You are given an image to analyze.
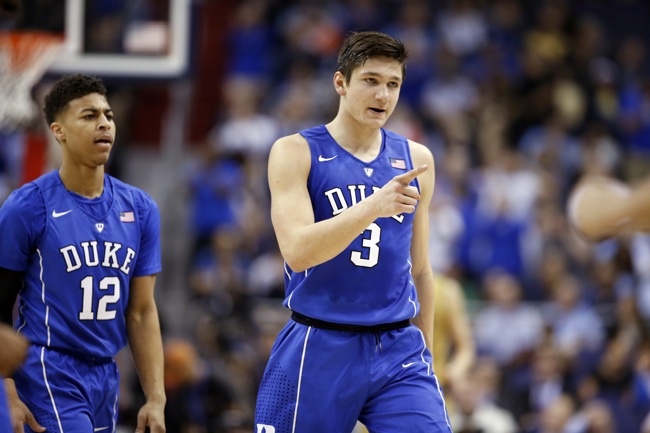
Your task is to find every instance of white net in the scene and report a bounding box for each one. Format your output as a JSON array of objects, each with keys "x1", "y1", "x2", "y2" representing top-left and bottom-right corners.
[{"x1": 0, "y1": 31, "x2": 63, "y2": 132}]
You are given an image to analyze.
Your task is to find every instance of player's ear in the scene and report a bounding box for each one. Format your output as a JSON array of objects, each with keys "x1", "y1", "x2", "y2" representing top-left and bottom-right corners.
[
  {"x1": 50, "y1": 122, "x2": 64, "y2": 142},
  {"x1": 334, "y1": 71, "x2": 346, "y2": 96}
]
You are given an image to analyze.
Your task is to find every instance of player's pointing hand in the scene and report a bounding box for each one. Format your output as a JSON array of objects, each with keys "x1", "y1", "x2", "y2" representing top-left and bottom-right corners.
[
  {"x1": 395, "y1": 164, "x2": 428, "y2": 185},
  {"x1": 370, "y1": 164, "x2": 428, "y2": 218}
]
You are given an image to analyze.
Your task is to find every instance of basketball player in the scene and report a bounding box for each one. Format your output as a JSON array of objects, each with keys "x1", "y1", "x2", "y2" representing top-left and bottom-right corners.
[
  {"x1": 567, "y1": 174, "x2": 650, "y2": 241},
  {"x1": 0, "y1": 324, "x2": 28, "y2": 433},
  {"x1": 0, "y1": 74, "x2": 165, "y2": 433},
  {"x1": 255, "y1": 31, "x2": 451, "y2": 432}
]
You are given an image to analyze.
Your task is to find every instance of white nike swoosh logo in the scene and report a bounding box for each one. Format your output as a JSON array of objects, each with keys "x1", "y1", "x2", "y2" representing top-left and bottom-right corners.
[
  {"x1": 318, "y1": 155, "x2": 338, "y2": 162},
  {"x1": 94, "y1": 428, "x2": 109, "y2": 432},
  {"x1": 402, "y1": 362, "x2": 416, "y2": 368},
  {"x1": 52, "y1": 210, "x2": 72, "y2": 218}
]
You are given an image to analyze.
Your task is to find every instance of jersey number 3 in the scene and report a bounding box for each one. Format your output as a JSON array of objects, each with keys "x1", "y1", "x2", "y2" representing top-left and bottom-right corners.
[
  {"x1": 79, "y1": 276, "x2": 121, "y2": 320},
  {"x1": 351, "y1": 222, "x2": 380, "y2": 267}
]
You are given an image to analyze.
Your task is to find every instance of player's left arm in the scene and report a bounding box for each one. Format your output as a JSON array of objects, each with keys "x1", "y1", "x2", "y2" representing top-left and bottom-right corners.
[
  {"x1": 408, "y1": 140, "x2": 435, "y2": 352},
  {"x1": 126, "y1": 274, "x2": 166, "y2": 433},
  {"x1": 443, "y1": 277, "x2": 476, "y2": 389}
]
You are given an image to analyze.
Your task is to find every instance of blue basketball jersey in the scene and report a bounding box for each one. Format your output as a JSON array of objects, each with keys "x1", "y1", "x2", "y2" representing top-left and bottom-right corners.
[
  {"x1": 0, "y1": 170, "x2": 161, "y2": 358},
  {"x1": 283, "y1": 125, "x2": 420, "y2": 325}
]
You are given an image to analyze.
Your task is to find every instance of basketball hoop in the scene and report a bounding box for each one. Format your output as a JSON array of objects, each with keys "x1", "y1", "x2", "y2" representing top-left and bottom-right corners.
[{"x1": 0, "y1": 31, "x2": 64, "y2": 131}]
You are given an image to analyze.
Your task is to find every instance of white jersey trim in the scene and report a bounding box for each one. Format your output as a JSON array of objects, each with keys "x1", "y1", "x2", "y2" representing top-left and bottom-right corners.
[
  {"x1": 292, "y1": 326, "x2": 311, "y2": 433},
  {"x1": 40, "y1": 346, "x2": 65, "y2": 432},
  {"x1": 37, "y1": 249, "x2": 53, "y2": 346}
]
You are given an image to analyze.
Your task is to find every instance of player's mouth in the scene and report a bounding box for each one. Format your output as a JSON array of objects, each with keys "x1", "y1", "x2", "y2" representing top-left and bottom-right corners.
[
  {"x1": 369, "y1": 107, "x2": 386, "y2": 114},
  {"x1": 95, "y1": 136, "x2": 113, "y2": 146}
]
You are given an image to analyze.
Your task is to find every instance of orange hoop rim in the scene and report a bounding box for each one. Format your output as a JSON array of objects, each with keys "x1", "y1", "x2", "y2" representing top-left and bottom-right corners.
[{"x1": 0, "y1": 30, "x2": 65, "y2": 70}]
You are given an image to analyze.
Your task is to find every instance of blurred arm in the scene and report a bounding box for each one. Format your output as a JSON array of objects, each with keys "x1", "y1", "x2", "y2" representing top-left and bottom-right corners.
[{"x1": 443, "y1": 278, "x2": 476, "y2": 388}]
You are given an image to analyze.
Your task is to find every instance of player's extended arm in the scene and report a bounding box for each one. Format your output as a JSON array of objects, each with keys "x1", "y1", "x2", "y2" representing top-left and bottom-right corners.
[
  {"x1": 407, "y1": 142, "x2": 436, "y2": 352},
  {"x1": 443, "y1": 278, "x2": 476, "y2": 388},
  {"x1": 269, "y1": 133, "x2": 428, "y2": 272},
  {"x1": 568, "y1": 175, "x2": 650, "y2": 241},
  {"x1": 126, "y1": 275, "x2": 166, "y2": 433}
]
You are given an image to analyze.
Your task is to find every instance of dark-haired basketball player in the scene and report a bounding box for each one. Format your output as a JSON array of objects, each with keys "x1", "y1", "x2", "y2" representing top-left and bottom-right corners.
[
  {"x1": 0, "y1": 73, "x2": 165, "y2": 433},
  {"x1": 255, "y1": 31, "x2": 451, "y2": 433}
]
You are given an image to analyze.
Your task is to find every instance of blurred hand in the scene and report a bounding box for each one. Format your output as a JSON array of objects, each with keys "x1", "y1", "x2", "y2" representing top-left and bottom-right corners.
[
  {"x1": 369, "y1": 165, "x2": 427, "y2": 218},
  {"x1": 0, "y1": 325, "x2": 28, "y2": 377},
  {"x1": 567, "y1": 176, "x2": 631, "y2": 241}
]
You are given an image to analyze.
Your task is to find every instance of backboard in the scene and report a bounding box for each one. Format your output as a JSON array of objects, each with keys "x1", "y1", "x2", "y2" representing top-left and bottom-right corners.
[{"x1": 2, "y1": 0, "x2": 191, "y2": 79}]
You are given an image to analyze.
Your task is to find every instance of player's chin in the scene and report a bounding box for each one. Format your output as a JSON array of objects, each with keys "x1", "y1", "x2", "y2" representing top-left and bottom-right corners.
[
  {"x1": 364, "y1": 113, "x2": 389, "y2": 128},
  {"x1": 93, "y1": 154, "x2": 112, "y2": 167}
]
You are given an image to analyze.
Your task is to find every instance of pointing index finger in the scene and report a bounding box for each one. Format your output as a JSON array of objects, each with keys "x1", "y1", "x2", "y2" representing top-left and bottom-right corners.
[{"x1": 396, "y1": 164, "x2": 428, "y2": 184}]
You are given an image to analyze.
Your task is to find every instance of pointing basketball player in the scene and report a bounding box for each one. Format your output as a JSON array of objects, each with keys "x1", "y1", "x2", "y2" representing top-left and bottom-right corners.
[
  {"x1": 0, "y1": 73, "x2": 165, "y2": 433},
  {"x1": 254, "y1": 31, "x2": 452, "y2": 432}
]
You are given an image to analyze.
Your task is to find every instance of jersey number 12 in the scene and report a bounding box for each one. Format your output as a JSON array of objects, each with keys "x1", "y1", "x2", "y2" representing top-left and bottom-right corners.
[{"x1": 79, "y1": 276, "x2": 121, "y2": 320}]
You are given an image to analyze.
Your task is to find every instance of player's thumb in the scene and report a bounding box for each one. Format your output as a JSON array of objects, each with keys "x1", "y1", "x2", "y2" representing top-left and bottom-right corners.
[{"x1": 25, "y1": 413, "x2": 45, "y2": 432}]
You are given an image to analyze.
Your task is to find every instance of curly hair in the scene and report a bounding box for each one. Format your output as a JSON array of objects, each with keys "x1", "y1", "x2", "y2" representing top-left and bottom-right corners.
[
  {"x1": 336, "y1": 31, "x2": 408, "y2": 84},
  {"x1": 43, "y1": 73, "x2": 107, "y2": 125}
]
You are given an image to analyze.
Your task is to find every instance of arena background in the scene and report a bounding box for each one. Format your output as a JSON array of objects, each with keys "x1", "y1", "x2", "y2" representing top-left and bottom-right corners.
[{"x1": 1, "y1": 1, "x2": 650, "y2": 432}]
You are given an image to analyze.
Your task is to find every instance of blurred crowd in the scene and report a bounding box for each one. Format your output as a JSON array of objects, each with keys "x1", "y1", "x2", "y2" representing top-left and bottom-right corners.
[{"x1": 3, "y1": 0, "x2": 650, "y2": 432}]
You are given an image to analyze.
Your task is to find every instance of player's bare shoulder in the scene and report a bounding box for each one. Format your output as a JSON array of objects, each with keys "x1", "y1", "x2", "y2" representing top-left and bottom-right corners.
[
  {"x1": 407, "y1": 139, "x2": 435, "y2": 193},
  {"x1": 269, "y1": 133, "x2": 310, "y2": 165},
  {"x1": 268, "y1": 133, "x2": 312, "y2": 186},
  {"x1": 407, "y1": 139, "x2": 434, "y2": 168}
]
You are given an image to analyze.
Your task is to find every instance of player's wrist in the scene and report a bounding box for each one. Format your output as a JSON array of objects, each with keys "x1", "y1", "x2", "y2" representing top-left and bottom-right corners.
[
  {"x1": 361, "y1": 194, "x2": 383, "y2": 220},
  {"x1": 145, "y1": 393, "x2": 166, "y2": 406}
]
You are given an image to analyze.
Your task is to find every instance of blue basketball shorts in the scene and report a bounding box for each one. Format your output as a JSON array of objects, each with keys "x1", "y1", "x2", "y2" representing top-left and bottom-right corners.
[
  {"x1": 13, "y1": 345, "x2": 120, "y2": 433},
  {"x1": 0, "y1": 378, "x2": 13, "y2": 432},
  {"x1": 255, "y1": 319, "x2": 452, "y2": 433}
]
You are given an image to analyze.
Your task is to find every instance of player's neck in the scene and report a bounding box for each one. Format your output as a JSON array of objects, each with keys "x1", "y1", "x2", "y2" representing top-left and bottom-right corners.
[
  {"x1": 326, "y1": 118, "x2": 383, "y2": 161},
  {"x1": 58, "y1": 165, "x2": 105, "y2": 199}
]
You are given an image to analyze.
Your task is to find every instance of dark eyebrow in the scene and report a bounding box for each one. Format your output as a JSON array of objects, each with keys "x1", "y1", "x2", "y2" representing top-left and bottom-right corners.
[
  {"x1": 359, "y1": 71, "x2": 403, "y2": 82},
  {"x1": 79, "y1": 107, "x2": 113, "y2": 114}
]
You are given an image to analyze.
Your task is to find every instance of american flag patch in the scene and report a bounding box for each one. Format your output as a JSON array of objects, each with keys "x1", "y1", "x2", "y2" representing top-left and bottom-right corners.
[
  {"x1": 120, "y1": 211, "x2": 135, "y2": 222},
  {"x1": 390, "y1": 158, "x2": 406, "y2": 169}
]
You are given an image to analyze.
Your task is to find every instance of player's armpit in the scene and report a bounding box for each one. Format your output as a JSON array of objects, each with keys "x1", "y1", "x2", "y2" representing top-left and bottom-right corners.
[{"x1": 0, "y1": 267, "x2": 22, "y2": 325}]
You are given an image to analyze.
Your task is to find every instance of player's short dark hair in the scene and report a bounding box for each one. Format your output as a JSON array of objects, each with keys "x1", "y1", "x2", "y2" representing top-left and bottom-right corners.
[
  {"x1": 336, "y1": 31, "x2": 408, "y2": 84},
  {"x1": 43, "y1": 73, "x2": 107, "y2": 125}
]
